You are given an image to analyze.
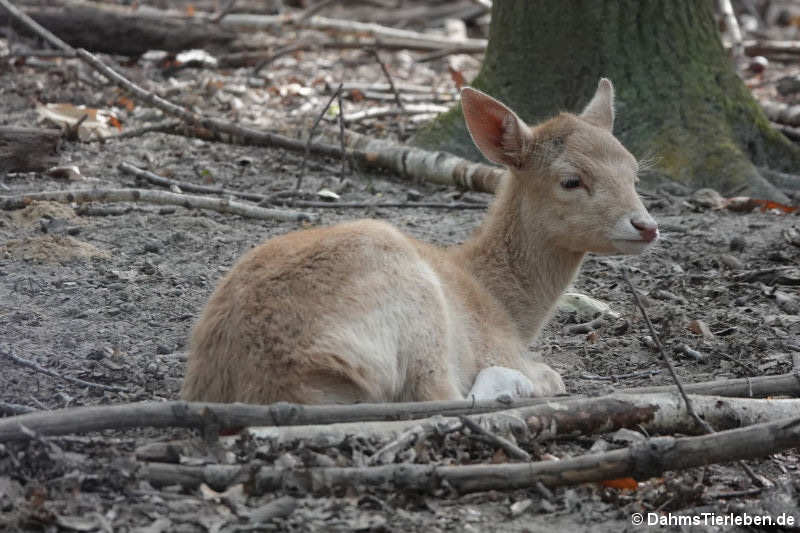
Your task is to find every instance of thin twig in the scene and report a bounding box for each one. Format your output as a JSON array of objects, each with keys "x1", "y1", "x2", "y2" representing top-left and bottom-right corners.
[
  {"x1": 337, "y1": 87, "x2": 347, "y2": 181},
  {"x1": 122, "y1": 162, "x2": 486, "y2": 210},
  {"x1": 210, "y1": 0, "x2": 237, "y2": 23},
  {"x1": 298, "y1": 0, "x2": 336, "y2": 21},
  {"x1": 297, "y1": 82, "x2": 342, "y2": 190},
  {"x1": 621, "y1": 268, "x2": 712, "y2": 432},
  {"x1": 622, "y1": 268, "x2": 770, "y2": 488},
  {"x1": 370, "y1": 49, "x2": 405, "y2": 113},
  {"x1": 368, "y1": 417, "x2": 462, "y2": 465},
  {"x1": 0, "y1": 348, "x2": 129, "y2": 393},
  {"x1": 459, "y1": 415, "x2": 531, "y2": 461},
  {"x1": 370, "y1": 47, "x2": 406, "y2": 137},
  {"x1": 342, "y1": 104, "x2": 448, "y2": 122},
  {"x1": 280, "y1": 201, "x2": 487, "y2": 209}
]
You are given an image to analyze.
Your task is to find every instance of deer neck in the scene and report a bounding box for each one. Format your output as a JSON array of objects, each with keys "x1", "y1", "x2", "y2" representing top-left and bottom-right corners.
[{"x1": 452, "y1": 176, "x2": 585, "y2": 341}]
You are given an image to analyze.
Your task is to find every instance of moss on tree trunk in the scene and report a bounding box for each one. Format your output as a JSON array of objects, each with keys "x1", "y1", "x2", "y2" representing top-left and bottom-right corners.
[{"x1": 414, "y1": 0, "x2": 800, "y2": 200}]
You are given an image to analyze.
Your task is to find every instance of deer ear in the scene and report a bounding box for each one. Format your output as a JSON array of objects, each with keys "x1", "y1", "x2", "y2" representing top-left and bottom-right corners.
[
  {"x1": 580, "y1": 78, "x2": 615, "y2": 131},
  {"x1": 461, "y1": 87, "x2": 531, "y2": 169}
]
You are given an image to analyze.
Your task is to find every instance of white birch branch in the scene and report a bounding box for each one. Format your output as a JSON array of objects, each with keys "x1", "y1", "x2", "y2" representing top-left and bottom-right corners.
[{"x1": 0, "y1": 188, "x2": 315, "y2": 222}]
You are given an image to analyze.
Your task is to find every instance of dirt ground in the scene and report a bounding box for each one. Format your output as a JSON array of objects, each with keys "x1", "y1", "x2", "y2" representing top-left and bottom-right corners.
[{"x1": 2, "y1": 2, "x2": 800, "y2": 532}]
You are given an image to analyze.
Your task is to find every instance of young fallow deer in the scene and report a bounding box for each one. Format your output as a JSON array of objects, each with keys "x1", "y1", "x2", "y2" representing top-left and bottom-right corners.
[{"x1": 181, "y1": 78, "x2": 658, "y2": 405}]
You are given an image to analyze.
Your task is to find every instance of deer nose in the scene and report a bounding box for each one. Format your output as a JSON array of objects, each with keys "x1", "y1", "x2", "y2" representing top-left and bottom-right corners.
[{"x1": 631, "y1": 217, "x2": 659, "y2": 242}]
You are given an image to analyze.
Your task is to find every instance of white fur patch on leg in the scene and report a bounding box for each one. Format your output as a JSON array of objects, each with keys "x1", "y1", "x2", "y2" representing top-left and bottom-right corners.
[{"x1": 468, "y1": 366, "x2": 536, "y2": 400}]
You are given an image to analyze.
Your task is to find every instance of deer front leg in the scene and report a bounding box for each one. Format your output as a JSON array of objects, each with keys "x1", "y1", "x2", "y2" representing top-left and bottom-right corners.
[{"x1": 469, "y1": 363, "x2": 565, "y2": 400}]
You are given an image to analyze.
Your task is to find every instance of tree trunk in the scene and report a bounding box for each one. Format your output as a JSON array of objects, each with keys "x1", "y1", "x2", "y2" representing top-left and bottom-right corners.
[{"x1": 414, "y1": 0, "x2": 800, "y2": 201}]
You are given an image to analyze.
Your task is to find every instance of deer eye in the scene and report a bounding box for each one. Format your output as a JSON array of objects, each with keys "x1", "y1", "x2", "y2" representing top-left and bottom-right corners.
[{"x1": 560, "y1": 176, "x2": 582, "y2": 190}]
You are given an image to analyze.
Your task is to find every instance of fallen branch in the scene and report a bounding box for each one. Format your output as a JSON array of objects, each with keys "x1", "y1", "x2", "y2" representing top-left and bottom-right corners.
[
  {"x1": 0, "y1": 1, "x2": 234, "y2": 56},
  {"x1": 336, "y1": 128, "x2": 503, "y2": 193},
  {"x1": 338, "y1": 82, "x2": 456, "y2": 95},
  {"x1": 282, "y1": 201, "x2": 487, "y2": 209},
  {"x1": 0, "y1": 348, "x2": 129, "y2": 393},
  {"x1": 237, "y1": 37, "x2": 477, "y2": 71},
  {"x1": 219, "y1": 13, "x2": 487, "y2": 53},
  {"x1": 343, "y1": 104, "x2": 449, "y2": 122},
  {"x1": 743, "y1": 39, "x2": 800, "y2": 59},
  {"x1": 2, "y1": 387, "x2": 800, "y2": 444},
  {"x1": 0, "y1": 188, "x2": 315, "y2": 222},
  {"x1": 140, "y1": 414, "x2": 800, "y2": 494},
  {"x1": 120, "y1": 161, "x2": 276, "y2": 203},
  {"x1": 243, "y1": 392, "x2": 800, "y2": 448},
  {"x1": 121, "y1": 161, "x2": 488, "y2": 210}
]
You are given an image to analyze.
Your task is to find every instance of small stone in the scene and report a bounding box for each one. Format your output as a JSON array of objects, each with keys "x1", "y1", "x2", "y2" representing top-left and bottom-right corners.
[
  {"x1": 275, "y1": 452, "x2": 301, "y2": 469},
  {"x1": 87, "y1": 348, "x2": 106, "y2": 360},
  {"x1": 156, "y1": 344, "x2": 171, "y2": 355},
  {"x1": 729, "y1": 236, "x2": 746, "y2": 252},
  {"x1": 510, "y1": 499, "x2": 533, "y2": 517},
  {"x1": 777, "y1": 75, "x2": 800, "y2": 96},
  {"x1": 143, "y1": 241, "x2": 160, "y2": 254},
  {"x1": 609, "y1": 428, "x2": 646, "y2": 444},
  {"x1": 612, "y1": 318, "x2": 630, "y2": 335},
  {"x1": 747, "y1": 56, "x2": 768, "y2": 74},
  {"x1": 719, "y1": 254, "x2": 744, "y2": 269},
  {"x1": 406, "y1": 189, "x2": 423, "y2": 201},
  {"x1": 775, "y1": 292, "x2": 799, "y2": 315},
  {"x1": 316, "y1": 189, "x2": 340, "y2": 202},
  {"x1": 688, "y1": 319, "x2": 714, "y2": 339}
]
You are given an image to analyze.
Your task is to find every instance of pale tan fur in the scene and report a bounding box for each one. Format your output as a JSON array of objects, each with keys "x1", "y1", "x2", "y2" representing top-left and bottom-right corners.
[{"x1": 181, "y1": 79, "x2": 658, "y2": 405}]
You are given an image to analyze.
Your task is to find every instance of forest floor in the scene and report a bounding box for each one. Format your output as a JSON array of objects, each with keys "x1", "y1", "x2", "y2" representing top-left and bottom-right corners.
[{"x1": 1, "y1": 2, "x2": 800, "y2": 532}]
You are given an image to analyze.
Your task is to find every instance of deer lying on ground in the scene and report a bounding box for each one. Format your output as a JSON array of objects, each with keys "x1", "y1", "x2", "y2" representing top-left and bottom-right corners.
[{"x1": 181, "y1": 79, "x2": 658, "y2": 405}]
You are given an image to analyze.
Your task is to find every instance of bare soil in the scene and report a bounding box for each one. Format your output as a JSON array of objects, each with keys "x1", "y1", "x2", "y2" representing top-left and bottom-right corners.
[{"x1": 1, "y1": 2, "x2": 799, "y2": 531}]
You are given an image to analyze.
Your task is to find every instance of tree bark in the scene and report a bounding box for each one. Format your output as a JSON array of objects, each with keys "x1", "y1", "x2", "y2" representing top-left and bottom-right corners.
[{"x1": 415, "y1": 0, "x2": 800, "y2": 201}]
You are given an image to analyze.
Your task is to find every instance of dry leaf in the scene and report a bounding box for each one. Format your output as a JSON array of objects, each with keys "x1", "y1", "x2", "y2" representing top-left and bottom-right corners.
[
  {"x1": 601, "y1": 477, "x2": 639, "y2": 490},
  {"x1": 725, "y1": 197, "x2": 798, "y2": 214},
  {"x1": 37, "y1": 103, "x2": 118, "y2": 139},
  {"x1": 688, "y1": 319, "x2": 714, "y2": 339},
  {"x1": 349, "y1": 88, "x2": 365, "y2": 102}
]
